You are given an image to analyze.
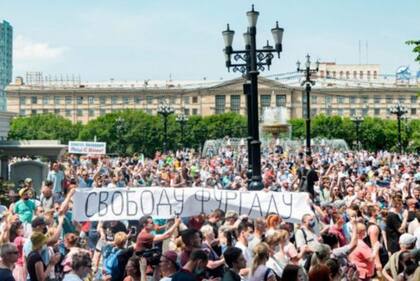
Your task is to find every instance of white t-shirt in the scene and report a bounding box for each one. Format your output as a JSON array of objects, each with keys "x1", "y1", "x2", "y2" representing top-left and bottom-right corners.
[{"x1": 235, "y1": 241, "x2": 252, "y2": 265}]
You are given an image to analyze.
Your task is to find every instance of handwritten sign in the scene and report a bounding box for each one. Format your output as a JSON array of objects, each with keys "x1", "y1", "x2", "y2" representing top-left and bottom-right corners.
[
  {"x1": 68, "y1": 141, "x2": 106, "y2": 155},
  {"x1": 73, "y1": 187, "x2": 313, "y2": 223}
]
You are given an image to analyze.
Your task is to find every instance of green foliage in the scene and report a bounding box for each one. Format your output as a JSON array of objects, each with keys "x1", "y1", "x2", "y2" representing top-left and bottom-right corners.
[
  {"x1": 8, "y1": 111, "x2": 419, "y2": 155},
  {"x1": 8, "y1": 113, "x2": 81, "y2": 144},
  {"x1": 406, "y1": 40, "x2": 420, "y2": 63}
]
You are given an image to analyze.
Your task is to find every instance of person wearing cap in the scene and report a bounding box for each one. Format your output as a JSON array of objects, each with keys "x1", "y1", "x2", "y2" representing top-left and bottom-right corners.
[
  {"x1": 382, "y1": 233, "x2": 418, "y2": 281},
  {"x1": 13, "y1": 187, "x2": 36, "y2": 224},
  {"x1": 159, "y1": 250, "x2": 180, "y2": 281},
  {"x1": 26, "y1": 232, "x2": 61, "y2": 281}
]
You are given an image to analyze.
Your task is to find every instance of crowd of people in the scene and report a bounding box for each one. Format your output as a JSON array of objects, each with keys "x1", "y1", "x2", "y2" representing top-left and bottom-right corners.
[{"x1": 0, "y1": 144, "x2": 419, "y2": 281}]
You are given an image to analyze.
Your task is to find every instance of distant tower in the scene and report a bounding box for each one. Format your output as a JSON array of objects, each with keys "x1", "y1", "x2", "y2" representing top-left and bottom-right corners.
[{"x1": 0, "y1": 20, "x2": 13, "y2": 111}]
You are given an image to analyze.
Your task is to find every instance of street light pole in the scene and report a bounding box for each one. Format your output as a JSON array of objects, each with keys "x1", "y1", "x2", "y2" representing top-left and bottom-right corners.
[
  {"x1": 296, "y1": 55, "x2": 319, "y2": 156},
  {"x1": 222, "y1": 5, "x2": 284, "y2": 190},
  {"x1": 351, "y1": 115, "x2": 363, "y2": 150},
  {"x1": 176, "y1": 113, "x2": 188, "y2": 149},
  {"x1": 389, "y1": 103, "x2": 408, "y2": 154},
  {"x1": 157, "y1": 103, "x2": 174, "y2": 152}
]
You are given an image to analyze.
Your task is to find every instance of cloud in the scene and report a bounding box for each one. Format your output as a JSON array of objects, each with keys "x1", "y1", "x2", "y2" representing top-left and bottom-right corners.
[{"x1": 13, "y1": 35, "x2": 68, "y2": 60}]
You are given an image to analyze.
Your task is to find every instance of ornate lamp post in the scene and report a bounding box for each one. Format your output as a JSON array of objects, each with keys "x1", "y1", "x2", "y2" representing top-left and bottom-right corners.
[
  {"x1": 157, "y1": 103, "x2": 174, "y2": 152},
  {"x1": 351, "y1": 115, "x2": 364, "y2": 150},
  {"x1": 222, "y1": 5, "x2": 284, "y2": 190},
  {"x1": 389, "y1": 103, "x2": 408, "y2": 153},
  {"x1": 296, "y1": 54, "x2": 319, "y2": 156},
  {"x1": 176, "y1": 113, "x2": 188, "y2": 149}
]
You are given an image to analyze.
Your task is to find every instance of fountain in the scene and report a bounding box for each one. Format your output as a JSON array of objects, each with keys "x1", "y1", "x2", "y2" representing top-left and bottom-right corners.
[{"x1": 260, "y1": 107, "x2": 290, "y2": 138}]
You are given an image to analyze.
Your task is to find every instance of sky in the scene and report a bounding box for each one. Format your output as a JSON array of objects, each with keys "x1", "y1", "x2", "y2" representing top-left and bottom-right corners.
[{"x1": 1, "y1": 0, "x2": 419, "y2": 82}]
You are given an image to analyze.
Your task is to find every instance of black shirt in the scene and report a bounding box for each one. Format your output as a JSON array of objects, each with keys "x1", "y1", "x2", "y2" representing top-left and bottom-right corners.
[
  {"x1": 27, "y1": 251, "x2": 45, "y2": 281},
  {"x1": 172, "y1": 268, "x2": 198, "y2": 281},
  {"x1": 298, "y1": 167, "x2": 319, "y2": 198},
  {"x1": 0, "y1": 268, "x2": 15, "y2": 281},
  {"x1": 385, "y1": 212, "x2": 402, "y2": 254}
]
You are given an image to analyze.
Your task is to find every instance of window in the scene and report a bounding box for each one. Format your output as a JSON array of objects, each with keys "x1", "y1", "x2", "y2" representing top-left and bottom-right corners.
[
  {"x1": 31, "y1": 109, "x2": 37, "y2": 115},
  {"x1": 54, "y1": 96, "x2": 61, "y2": 104},
  {"x1": 311, "y1": 95, "x2": 317, "y2": 104},
  {"x1": 146, "y1": 96, "x2": 153, "y2": 105},
  {"x1": 346, "y1": 71, "x2": 350, "y2": 79},
  {"x1": 42, "y1": 109, "x2": 48, "y2": 114},
  {"x1": 77, "y1": 109, "x2": 83, "y2": 116},
  {"x1": 123, "y1": 96, "x2": 130, "y2": 104},
  {"x1": 215, "y1": 95, "x2": 226, "y2": 114},
  {"x1": 183, "y1": 96, "x2": 190, "y2": 104},
  {"x1": 325, "y1": 96, "x2": 332, "y2": 104},
  {"x1": 350, "y1": 108, "x2": 356, "y2": 116},
  {"x1": 65, "y1": 109, "x2": 71, "y2": 117},
  {"x1": 192, "y1": 108, "x2": 198, "y2": 115},
  {"x1": 19, "y1": 96, "x2": 26, "y2": 105},
  {"x1": 362, "y1": 96, "x2": 369, "y2": 103},
  {"x1": 332, "y1": 71, "x2": 336, "y2": 78},
  {"x1": 77, "y1": 96, "x2": 83, "y2": 105},
  {"x1": 111, "y1": 96, "x2": 118, "y2": 104},
  {"x1": 276, "y1": 95, "x2": 286, "y2": 106},
  {"x1": 230, "y1": 95, "x2": 241, "y2": 113},
  {"x1": 43, "y1": 96, "x2": 49, "y2": 105},
  {"x1": 411, "y1": 108, "x2": 417, "y2": 115},
  {"x1": 373, "y1": 71, "x2": 377, "y2": 79},
  {"x1": 367, "y1": 71, "x2": 371, "y2": 80},
  {"x1": 145, "y1": 108, "x2": 152, "y2": 114},
  {"x1": 100, "y1": 109, "x2": 106, "y2": 116},
  {"x1": 311, "y1": 108, "x2": 317, "y2": 117},
  {"x1": 374, "y1": 108, "x2": 380, "y2": 115},
  {"x1": 65, "y1": 96, "x2": 72, "y2": 104},
  {"x1": 19, "y1": 109, "x2": 25, "y2": 115},
  {"x1": 192, "y1": 96, "x2": 198, "y2": 103},
  {"x1": 184, "y1": 108, "x2": 190, "y2": 115},
  {"x1": 320, "y1": 71, "x2": 324, "y2": 78},
  {"x1": 337, "y1": 109, "x2": 343, "y2": 116},
  {"x1": 353, "y1": 71, "x2": 357, "y2": 79},
  {"x1": 100, "y1": 96, "x2": 106, "y2": 105},
  {"x1": 359, "y1": 71, "x2": 363, "y2": 79},
  {"x1": 362, "y1": 108, "x2": 368, "y2": 116},
  {"x1": 31, "y1": 96, "x2": 38, "y2": 104},
  {"x1": 337, "y1": 96, "x2": 344, "y2": 104},
  {"x1": 374, "y1": 95, "x2": 381, "y2": 104},
  {"x1": 339, "y1": 71, "x2": 343, "y2": 79},
  {"x1": 54, "y1": 109, "x2": 60, "y2": 114},
  {"x1": 411, "y1": 96, "x2": 417, "y2": 103},
  {"x1": 326, "y1": 108, "x2": 332, "y2": 115},
  {"x1": 386, "y1": 95, "x2": 393, "y2": 103},
  {"x1": 398, "y1": 96, "x2": 405, "y2": 103},
  {"x1": 134, "y1": 96, "x2": 142, "y2": 104},
  {"x1": 170, "y1": 96, "x2": 176, "y2": 104},
  {"x1": 261, "y1": 95, "x2": 271, "y2": 108},
  {"x1": 88, "y1": 109, "x2": 95, "y2": 117},
  {"x1": 88, "y1": 96, "x2": 95, "y2": 104}
]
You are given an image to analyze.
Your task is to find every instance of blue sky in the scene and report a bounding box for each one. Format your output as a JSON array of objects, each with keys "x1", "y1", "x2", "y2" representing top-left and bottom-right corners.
[{"x1": 1, "y1": 0, "x2": 419, "y2": 82}]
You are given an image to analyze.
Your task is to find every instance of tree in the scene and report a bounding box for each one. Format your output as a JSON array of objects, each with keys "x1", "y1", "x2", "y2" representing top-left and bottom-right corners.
[
  {"x1": 406, "y1": 40, "x2": 420, "y2": 64},
  {"x1": 8, "y1": 114, "x2": 81, "y2": 144}
]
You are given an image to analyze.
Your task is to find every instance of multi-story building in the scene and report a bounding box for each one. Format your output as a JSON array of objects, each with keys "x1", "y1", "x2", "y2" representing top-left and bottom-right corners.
[
  {"x1": 0, "y1": 20, "x2": 13, "y2": 111},
  {"x1": 5, "y1": 75, "x2": 419, "y2": 124}
]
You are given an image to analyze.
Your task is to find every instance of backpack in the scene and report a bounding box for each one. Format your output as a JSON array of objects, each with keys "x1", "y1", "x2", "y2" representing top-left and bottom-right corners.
[{"x1": 103, "y1": 246, "x2": 122, "y2": 276}]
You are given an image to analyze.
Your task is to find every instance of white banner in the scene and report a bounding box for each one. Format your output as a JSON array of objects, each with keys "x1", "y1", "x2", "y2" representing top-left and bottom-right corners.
[
  {"x1": 68, "y1": 141, "x2": 106, "y2": 155},
  {"x1": 73, "y1": 187, "x2": 312, "y2": 223}
]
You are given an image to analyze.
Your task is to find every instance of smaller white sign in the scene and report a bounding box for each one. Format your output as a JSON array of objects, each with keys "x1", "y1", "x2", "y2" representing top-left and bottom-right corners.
[{"x1": 68, "y1": 141, "x2": 106, "y2": 155}]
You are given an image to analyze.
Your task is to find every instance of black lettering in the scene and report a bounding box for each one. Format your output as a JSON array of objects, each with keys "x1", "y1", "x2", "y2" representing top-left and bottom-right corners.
[
  {"x1": 111, "y1": 191, "x2": 124, "y2": 216},
  {"x1": 156, "y1": 189, "x2": 172, "y2": 216},
  {"x1": 194, "y1": 189, "x2": 211, "y2": 214},
  {"x1": 98, "y1": 191, "x2": 109, "y2": 216},
  {"x1": 266, "y1": 193, "x2": 280, "y2": 216},
  {"x1": 281, "y1": 193, "x2": 293, "y2": 219},
  {"x1": 224, "y1": 190, "x2": 238, "y2": 212},
  {"x1": 127, "y1": 190, "x2": 138, "y2": 216},
  {"x1": 173, "y1": 189, "x2": 184, "y2": 216},
  {"x1": 248, "y1": 192, "x2": 263, "y2": 217},
  {"x1": 85, "y1": 192, "x2": 97, "y2": 218},
  {"x1": 140, "y1": 190, "x2": 155, "y2": 216},
  {"x1": 213, "y1": 189, "x2": 223, "y2": 210}
]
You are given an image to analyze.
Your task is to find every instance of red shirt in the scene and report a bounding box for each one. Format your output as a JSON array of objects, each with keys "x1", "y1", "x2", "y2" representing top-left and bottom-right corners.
[{"x1": 349, "y1": 239, "x2": 375, "y2": 279}]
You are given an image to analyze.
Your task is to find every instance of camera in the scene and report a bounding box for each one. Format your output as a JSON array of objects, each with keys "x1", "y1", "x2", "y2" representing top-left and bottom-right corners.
[{"x1": 135, "y1": 247, "x2": 161, "y2": 266}]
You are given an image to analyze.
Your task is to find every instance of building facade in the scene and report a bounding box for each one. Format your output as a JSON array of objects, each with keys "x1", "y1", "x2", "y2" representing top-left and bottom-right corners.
[
  {"x1": 0, "y1": 20, "x2": 13, "y2": 111},
  {"x1": 5, "y1": 76, "x2": 419, "y2": 124}
]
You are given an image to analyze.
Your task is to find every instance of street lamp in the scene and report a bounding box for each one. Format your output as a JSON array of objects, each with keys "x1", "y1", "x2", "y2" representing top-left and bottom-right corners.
[
  {"x1": 351, "y1": 115, "x2": 363, "y2": 150},
  {"x1": 157, "y1": 103, "x2": 174, "y2": 152},
  {"x1": 389, "y1": 103, "x2": 408, "y2": 153},
  {"x1": 296, "y1": 54, "x2": 319, "y2": 156},
  {"x1": 222, "y1": 4, "x2": 284, "y2": 190},
  {"x1": 176, "y1": 113, "x2": 188, "y2": 149}
]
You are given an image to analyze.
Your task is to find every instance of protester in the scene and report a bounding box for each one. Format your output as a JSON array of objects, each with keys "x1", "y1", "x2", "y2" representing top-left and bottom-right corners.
[{"x1": 0, "y1": 243, "x2": 19, "y2": 281}]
